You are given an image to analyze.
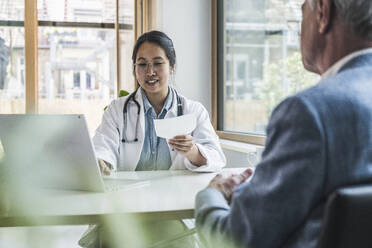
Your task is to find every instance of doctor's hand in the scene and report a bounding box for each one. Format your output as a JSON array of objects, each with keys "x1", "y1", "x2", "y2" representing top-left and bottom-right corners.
[
  {"x1": 168, "y1": 135, "x2": 207, "y2": 166},
  {"x1": 168, "y1": 135, "x2": 194, "y2": 155},
  {"x1": 207, "y1": 168, "x2": 253, "y2": 202},
  {"x1": 98, "y1": 159, "x2": 111, "y2": 176}
]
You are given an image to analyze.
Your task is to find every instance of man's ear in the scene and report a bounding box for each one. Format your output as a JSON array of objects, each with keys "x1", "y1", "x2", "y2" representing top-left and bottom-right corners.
[{"x1": 317, "y1": 0, "x2": 333, "y2": 34}]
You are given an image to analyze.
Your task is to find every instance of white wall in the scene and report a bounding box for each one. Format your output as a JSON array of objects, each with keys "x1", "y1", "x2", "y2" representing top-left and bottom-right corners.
[
  {"x1": 156, "y1": 1, "x2": 257, "y2": 168},
  {"x1": 157, "y1": 0, "x2": 212, "y2": 113}
]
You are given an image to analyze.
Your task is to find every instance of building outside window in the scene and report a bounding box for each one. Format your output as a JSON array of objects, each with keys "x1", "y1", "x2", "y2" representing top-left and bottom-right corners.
[
  {"x1": 73, "y1": 71, "x2": 81, "y2": 88},
  {"x1": 0, "y1": 0, "x2": 135, "y2": 133},
  {"x1": 218, "y1": 0, "x2": 319, "y2": 137},
  {"x1": 37, "y1": 0, "x2": 134, "y2": 133},
  {"x1": 0, "y1": 0, "x2": 25, "y2": 114}
]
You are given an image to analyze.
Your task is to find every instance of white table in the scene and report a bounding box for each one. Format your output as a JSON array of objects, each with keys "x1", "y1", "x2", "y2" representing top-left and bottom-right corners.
[{"x1": 0, "y1": 168, "x2": 246, "y2": 227}]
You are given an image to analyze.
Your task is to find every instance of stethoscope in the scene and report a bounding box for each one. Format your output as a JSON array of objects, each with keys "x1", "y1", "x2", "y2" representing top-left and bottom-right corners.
[{"x1": 121, "y1": 87, "x2": 183, "y2": 143}]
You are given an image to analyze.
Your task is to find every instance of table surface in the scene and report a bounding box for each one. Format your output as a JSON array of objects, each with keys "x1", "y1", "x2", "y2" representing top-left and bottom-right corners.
[{"x1": 0, "y1": 168, "x2": 246, "y2": 227}]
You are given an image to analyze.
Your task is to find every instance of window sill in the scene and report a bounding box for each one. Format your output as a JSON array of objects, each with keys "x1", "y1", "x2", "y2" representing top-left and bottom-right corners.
[
  {"x1": 217, "y1": 131, "x2": 266, "y2": 146},
  {"x1": 220, "y1": 139, "x2": 263, "y2": 153},
  {"x1": 220, "y1": 139, "x2": 264, "y2": 167}
]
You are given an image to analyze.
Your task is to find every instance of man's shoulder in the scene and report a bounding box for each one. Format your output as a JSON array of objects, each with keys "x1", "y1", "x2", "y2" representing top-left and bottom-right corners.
[
  {"x1": 297, "y1": 64, "x2": 372, "y2": 105},
  {"x1": 271, "y1": 76, "x2": 350, "y2": 125},
  {"x1": 280, "y1": 65, "x2": 372, "y2": 126}
]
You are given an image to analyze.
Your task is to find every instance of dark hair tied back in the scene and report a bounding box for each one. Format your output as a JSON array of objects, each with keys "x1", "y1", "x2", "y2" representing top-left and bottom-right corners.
[{"x1": 132, "y1": 30, "x2": 176, "y2": 69}]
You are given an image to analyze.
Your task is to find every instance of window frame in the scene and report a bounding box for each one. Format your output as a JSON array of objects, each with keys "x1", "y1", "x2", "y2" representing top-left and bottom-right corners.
[
  {"x1": 212, "y1": 0, "x2": 265, "y2": 146},
  {"x1": 4, "y1": 0, "x2": 155, "y2": 114}
]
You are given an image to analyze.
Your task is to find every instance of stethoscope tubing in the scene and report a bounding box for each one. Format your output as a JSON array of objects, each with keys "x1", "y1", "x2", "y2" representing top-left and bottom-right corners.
[{"x1": 121, "y1": 88, "x2": 182, "y2": 143}]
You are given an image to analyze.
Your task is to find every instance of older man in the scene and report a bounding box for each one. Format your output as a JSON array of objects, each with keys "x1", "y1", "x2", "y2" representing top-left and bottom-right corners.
[{"x1": 195, "y1": 0, "x2": 372, "y2": 247}]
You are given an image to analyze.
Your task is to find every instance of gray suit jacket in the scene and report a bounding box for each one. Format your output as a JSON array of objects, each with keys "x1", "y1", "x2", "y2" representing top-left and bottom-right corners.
[{"x1": 195, "y1": 53, "x2": 372, "y2": 248}]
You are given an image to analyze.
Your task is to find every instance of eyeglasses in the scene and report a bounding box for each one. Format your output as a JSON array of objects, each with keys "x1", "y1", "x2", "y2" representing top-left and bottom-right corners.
[{"x1": 134, "y1": 61, "x2": 167, "y2": 73}]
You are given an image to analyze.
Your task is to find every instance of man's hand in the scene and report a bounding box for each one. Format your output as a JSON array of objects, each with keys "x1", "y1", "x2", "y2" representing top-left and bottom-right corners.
[
  {"x1": 98, "y1": 159, "x2": 111, "y2": 176},
  {"x1": 207, "y1": 168, "x2": 253, "y2": 202}
]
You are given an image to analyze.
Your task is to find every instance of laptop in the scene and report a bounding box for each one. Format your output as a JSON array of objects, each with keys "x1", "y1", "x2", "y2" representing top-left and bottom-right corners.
[{"x1": 0, "y1": 114, "x2": 149, "y2": 192}]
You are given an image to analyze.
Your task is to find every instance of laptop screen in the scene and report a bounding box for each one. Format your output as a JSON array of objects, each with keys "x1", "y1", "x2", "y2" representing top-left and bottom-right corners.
[{"x1": 0, "y1": 114, "x2": 105, "y2": 192}]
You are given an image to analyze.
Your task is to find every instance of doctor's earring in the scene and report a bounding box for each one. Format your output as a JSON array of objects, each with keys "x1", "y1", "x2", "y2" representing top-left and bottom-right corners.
[{"x1": 169, "y1": 70, "x2": 176, "y2": 87}]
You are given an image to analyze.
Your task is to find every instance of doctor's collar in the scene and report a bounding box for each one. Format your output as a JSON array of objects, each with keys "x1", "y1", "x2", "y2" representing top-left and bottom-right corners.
[{"x1": 141, "y1": 87, "x2": 174, "y2": 114}]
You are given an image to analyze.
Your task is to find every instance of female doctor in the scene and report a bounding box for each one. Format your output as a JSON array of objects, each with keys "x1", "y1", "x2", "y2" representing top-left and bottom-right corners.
[{"x1": 93, "y1": 30, "x2": 226, "y2": 174}]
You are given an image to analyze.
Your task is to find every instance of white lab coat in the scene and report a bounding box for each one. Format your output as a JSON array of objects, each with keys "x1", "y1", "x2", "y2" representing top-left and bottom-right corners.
[{"x1": 93, "y1": 88, "x2": 226, "y2": 172}]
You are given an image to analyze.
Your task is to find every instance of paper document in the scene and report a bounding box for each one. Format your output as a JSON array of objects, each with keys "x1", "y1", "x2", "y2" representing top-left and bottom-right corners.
[{"x1": 154, "y1": 114, "x2": 197, "y2": 139}]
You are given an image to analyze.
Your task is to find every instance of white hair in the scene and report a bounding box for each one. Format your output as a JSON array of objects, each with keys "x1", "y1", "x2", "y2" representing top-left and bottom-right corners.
[{"x1": 309, "y1": 0, "x2": 372, "y2": 41}]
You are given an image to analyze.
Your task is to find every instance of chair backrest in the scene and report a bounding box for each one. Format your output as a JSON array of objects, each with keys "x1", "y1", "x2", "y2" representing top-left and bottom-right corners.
[{"x1": 317, "y1": 185, "x2": 372, "y2": 248}]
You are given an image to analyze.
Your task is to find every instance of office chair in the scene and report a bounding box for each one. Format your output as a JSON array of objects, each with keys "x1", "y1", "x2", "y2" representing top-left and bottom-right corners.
[{"x1": 317, "y1": 184, "x2": 372, "y2": 248}]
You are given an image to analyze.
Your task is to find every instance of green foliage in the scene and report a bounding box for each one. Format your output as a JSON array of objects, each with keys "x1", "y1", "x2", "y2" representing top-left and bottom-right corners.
[
  {"x1": 0, "y1": 160, "x2": 10, "y2": 214},
  {"x1": 104, "y1": 90, "x2": 130, "y2": 111},
  {"x1": 118, "y1": 89, "x2": 130, "y2": 97},
  {"x1": 257, "y1": 52, "x2": 319, "y2": 116}
]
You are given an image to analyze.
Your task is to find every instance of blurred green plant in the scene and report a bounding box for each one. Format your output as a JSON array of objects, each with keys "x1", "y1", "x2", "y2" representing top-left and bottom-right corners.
[
  {"x1": 104, "y1": 89, "x2": 129, "y2": 110},
  {"x1": 257, "y1": 52, "x2": 319, "y2": 116},
  {"x1": 118, "y1": 90, "x2": 130, "y2": 98},
  {"x1": 0, "y1": 160, "x2": 10, "y2": 215}
]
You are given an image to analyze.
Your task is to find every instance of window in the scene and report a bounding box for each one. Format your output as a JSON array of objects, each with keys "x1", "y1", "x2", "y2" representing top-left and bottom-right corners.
[
  {"x1": 35, "y1": 0, "x2": 134, "y2": 134},
  {"x1": 0, "y1": 0, "x2": 25, "y2": 114},
  {"x1": 0, "y1": 0, "x2": 140, "y2": 133},
  {"x1": 215, "y1": 0, "x2": 319, "y2": 144},
  {"x1": 0, "y1": 0, "x2": 156, "y2": 134},
  {"x1": 73, "y1": 72, "x2": 81, "y2": 88},
  {"x1": 86, "y1": 72, "x2": 92, "y2": 89}
]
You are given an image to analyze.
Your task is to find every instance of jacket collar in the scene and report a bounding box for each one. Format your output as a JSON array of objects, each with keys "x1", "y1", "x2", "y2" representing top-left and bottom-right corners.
[
  {"x1": 339, "y1": 51, "x2": 372, "y2": 73},
  {"x1": 322, "y1": 48, "x2": 372, "y2": 80}
]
